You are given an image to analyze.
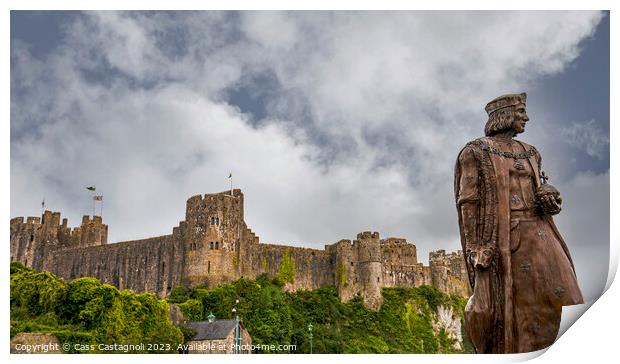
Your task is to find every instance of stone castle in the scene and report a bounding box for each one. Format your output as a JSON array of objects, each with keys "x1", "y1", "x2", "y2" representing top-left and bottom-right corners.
[{"x1": 10, "y1": 189, "x2": 469, "y2": 309}]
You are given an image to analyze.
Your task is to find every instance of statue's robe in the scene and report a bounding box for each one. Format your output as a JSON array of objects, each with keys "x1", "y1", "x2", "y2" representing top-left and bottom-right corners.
[{"x1": 455, "y1": 136, "x2": 583, "y2": 353}]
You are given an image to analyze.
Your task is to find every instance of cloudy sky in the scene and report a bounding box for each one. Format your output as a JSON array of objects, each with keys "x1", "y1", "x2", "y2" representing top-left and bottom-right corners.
[{"x1": 10, "y1": 11, "x2": 609, "y2": 301}]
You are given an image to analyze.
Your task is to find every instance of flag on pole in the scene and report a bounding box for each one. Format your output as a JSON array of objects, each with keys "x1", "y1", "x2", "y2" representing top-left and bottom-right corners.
[
  {"x1": 93, "y1": 195, "x2": 103, "y2": 201},
  {"x1": 228, "y1": 173, "x2": 232, "y2": 178},
  {"x1": 86, "y1": 186, "x2": 96, "y2": 191}
]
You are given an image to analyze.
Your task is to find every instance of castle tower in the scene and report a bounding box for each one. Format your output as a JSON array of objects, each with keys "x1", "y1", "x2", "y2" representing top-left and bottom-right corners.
[
  {"x1": 355, "y1": 231, "x2": 384, "y2": 309},
  {"x1": 11, "y1": 211, "x2": 66, "y2": 271},
  {"x1": 71, "y1": 215, "x2": 108, "y2": 247},
  {"x1": 182, "y1": 189, "x2": 245, "y2": 287}
]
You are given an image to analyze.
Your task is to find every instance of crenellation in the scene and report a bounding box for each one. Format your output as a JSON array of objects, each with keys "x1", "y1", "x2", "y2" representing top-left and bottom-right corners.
[
  {"x1": 10, "y1": 189, "x2": 469, "y2": 310},
  {"x1": 26, "y1": 216, "x2": 41, "y2": 224},
  {"x1": 11, "y1": 217, "x2": 24, "y2": 225}
]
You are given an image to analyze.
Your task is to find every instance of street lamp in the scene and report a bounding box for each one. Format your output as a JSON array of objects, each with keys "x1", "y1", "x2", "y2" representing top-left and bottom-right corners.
[
  {"x1": 232, "y1": 299, "x2": 240, "y2": 354},
  {"x1": 307, "y1": 323, "x2": 313, "y2": 354}
]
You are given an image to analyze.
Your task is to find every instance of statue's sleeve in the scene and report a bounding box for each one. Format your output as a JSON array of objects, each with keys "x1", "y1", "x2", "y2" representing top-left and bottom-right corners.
[
  {"x1": 457, "y1": 146, "x2": 480, "y2": 205},
  {"x1": 457, "y1": 146, "x2": 479, "y2": 251}
]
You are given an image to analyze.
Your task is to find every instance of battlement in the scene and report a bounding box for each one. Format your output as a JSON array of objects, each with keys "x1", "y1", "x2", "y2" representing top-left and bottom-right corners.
[
  {"x1": 357, "y1": 231, "x2": 380, "y2": 240},
  {"x1": 12, "y1": 211, "x2": 80, "y2": 228},
  {"x1": 12, "y1": 210, "x2": 65, "y2": 228},
  {"x1": 381, "y1": 237, "x2": 408, "y2": 246},
  {"x1": 429, "y1": 249, "x2": 446, "y2": 262},
  {"x1": 70, "y1": 215, "x2": 108, "y2": 247},
  {"x1": 429, "y1": 249, "x2": 463, "y2": 263},
  {"x1": 80, "y1": 215, "x2": 103, "y2": 225},
  {"x1": 186, "y1": 189, "x2": 243, "y2": 208}
]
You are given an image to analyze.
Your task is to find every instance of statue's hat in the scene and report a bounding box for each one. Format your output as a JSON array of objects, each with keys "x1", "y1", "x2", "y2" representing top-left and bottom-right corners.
[{"x1": 485, "y1": 93, "x2": 527, "y2": 116}]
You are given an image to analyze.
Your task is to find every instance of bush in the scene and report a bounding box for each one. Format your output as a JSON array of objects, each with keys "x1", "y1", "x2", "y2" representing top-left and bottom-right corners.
[
  {"x1": 10, "y1": 265, "x2": 468, "y2": 354},
  {"x1": 10, "y1": 267, "x2": 67, "y2": 317},
  {"x1": 178, "y1": 299, "x2": 203, "y2": 321},
  {"x1": 10, "y1": 266, "x2": 183, "y2": 353},
  {"x1": 167, "y1": 286, "x2": 191, "y2": 304}
]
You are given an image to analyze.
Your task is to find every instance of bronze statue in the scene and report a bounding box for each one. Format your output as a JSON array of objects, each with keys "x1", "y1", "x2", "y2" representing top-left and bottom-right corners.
[{"x1": 454, "y1": 93, "x2": 583, "y2": 353}]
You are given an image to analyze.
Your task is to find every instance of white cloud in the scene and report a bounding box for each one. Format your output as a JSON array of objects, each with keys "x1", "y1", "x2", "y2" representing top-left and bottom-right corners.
[
  {"x1": 11, "y1": 10, "x2": 606, "y2": 275},
  {"x1": 560, "y1": 119, "x2": 610, "y2": 159}
]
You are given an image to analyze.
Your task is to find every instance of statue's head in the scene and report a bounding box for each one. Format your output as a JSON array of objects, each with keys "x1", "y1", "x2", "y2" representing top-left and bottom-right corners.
[{"x1": 484, "y1": 92, "x2": 529, "y2": 136}]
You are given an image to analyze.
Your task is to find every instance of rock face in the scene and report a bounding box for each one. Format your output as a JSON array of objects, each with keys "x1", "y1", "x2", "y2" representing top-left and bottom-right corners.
[
  {"x1": 10, "y1": 333, "x2": 62, "y2": 354},
  {"x1": 432, "y1": 305, "x2": 463, "y2": 351},
  {"x1": 10, "y1": 189, "x2": 470, "y2": 308}
]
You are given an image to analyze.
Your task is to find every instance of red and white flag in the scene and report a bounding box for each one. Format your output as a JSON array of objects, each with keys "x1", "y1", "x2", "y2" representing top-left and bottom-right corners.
[{"x1": 93, "y1": 195, "x2": 103, "y2": 201}]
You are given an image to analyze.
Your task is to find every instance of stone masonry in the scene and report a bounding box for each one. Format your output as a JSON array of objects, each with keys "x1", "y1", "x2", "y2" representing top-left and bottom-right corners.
[{"x1": 10, "y1": 189, "x2": 470, "y2": 309}]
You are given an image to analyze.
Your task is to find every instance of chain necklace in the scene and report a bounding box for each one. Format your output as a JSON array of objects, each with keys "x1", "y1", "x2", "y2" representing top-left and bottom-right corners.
[{"x1": 480, "y1": 142, "x2": 536, "y2": 170}]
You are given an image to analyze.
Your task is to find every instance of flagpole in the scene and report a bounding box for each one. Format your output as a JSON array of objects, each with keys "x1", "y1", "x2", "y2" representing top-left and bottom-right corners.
[{"x1": 87, "y1": 186, "x2": 96, "y2": 217}]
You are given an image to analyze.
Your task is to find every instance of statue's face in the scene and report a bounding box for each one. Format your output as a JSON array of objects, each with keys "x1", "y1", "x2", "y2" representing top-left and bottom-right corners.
[{"x1": 512, "y1": 103, "x2": 529, "y2": 134}]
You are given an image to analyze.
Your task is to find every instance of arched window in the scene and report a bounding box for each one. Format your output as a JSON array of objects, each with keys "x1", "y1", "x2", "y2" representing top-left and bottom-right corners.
[
  {"x1": 162, "y1": 261, "x2": 166, "y2": 271},
  {"x1": 30, "y1": 234, "x2": 34, "y2": 243},
  {"x1": 211, "y1": 217, "x2": 215, "y2": 225},
  {"x1": 215, "y1": 241, "x2": 219, "y2": 250},
  {"x1": 208, "y1": 261, "x2": 211, "y2": 273},
  {"x1": 216, "y1": 217, "x2": 219, "y2": 225},
  {"x1": 210, "y1": 242, "x2": 214, "y2": 250}
]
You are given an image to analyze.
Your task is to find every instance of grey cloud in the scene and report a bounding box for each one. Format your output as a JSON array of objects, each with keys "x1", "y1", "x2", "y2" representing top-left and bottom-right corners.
[{"x1": 11, "y1": 9, "x2": 607, "y2": 297}]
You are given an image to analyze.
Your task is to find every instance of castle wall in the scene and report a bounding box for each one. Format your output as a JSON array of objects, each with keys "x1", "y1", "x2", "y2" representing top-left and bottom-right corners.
[
  {"x1": 429, "y1": 250, "x2": 471, "y2": 297},
  {"x1": 380, "y1": 237, "x2": 420, "y2": 288},
  {"x1": 250, "y1": 243, "x2": 334, "y2": 291},
  {"x1": 10, "y1": 189, "x2": 470, "y2": 309},
  {"x1": 45, "y1": 233, "x2": 185, "y2": 297}
]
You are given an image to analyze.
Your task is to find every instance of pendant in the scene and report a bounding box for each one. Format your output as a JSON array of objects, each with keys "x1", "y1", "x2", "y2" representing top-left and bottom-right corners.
[{"x1": 513, "y1": 160, "x2": 525, "y2": 170}]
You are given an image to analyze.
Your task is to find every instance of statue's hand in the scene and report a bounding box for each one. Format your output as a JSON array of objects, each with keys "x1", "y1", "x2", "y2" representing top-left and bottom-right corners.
[
  {"x1": 535, "y1": 184, "x2": 562, "y2": 216},
  {"x1": 538, "y1": 193, "x2": 562, "y2": 215}
]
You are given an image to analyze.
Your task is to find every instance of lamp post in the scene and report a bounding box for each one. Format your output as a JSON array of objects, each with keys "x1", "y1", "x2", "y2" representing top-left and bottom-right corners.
[
  {"x1": 232, "y1": 299, "x2": 240, "y2": 354},
  {"x1": 307, "y1": 323, "x2": 313, "y2": 354}
]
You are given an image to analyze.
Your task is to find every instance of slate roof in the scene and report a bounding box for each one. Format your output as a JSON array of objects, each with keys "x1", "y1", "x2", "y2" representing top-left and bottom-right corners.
[{"x1": 185, "y1": 320, "x2": 240, "y2": 340}]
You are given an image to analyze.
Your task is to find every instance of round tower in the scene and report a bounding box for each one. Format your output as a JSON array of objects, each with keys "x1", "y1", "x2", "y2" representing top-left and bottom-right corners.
[
  {"x1": 356, "y1": 231, "x2": 384, "y2": 309},
  {"x1": 182, "y1": 190, "x2": 245, "y2": 287}
]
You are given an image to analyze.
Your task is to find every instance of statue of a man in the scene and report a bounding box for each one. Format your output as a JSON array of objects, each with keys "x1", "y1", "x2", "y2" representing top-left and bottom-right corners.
[{"x1": 454, "y1": 93, "x2": 583, "y2": 353}]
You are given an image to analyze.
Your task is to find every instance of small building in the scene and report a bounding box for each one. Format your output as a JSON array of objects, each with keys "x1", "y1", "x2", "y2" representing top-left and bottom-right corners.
[{"x1": 183, "y1": 314, "x2": 252, "y2": 354}]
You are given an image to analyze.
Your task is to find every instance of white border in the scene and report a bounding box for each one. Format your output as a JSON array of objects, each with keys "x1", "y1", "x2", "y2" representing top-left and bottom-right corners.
[{"x1": 2, "y1": 1, "x2": 617, "y2": 364}]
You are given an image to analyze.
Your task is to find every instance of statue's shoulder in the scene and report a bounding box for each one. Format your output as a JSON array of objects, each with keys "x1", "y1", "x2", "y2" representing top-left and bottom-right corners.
[
  {"x1": 514, "y1": 138, "x2": 535, "y2": 149},
  {"x1": 457, "y1": 137, "x2": 487, "y2": 164},
  {"x1": 460, "y1": 137, "x2": 488, "y2": 153},
  {"x1": 514, "y1": 138, "x2": 541, "y2": 157}
]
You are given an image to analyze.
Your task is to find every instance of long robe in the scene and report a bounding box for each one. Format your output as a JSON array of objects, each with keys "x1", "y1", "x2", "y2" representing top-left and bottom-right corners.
[{"x1": 454, "y1": 136, "x2": 583, "y2": 353}]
